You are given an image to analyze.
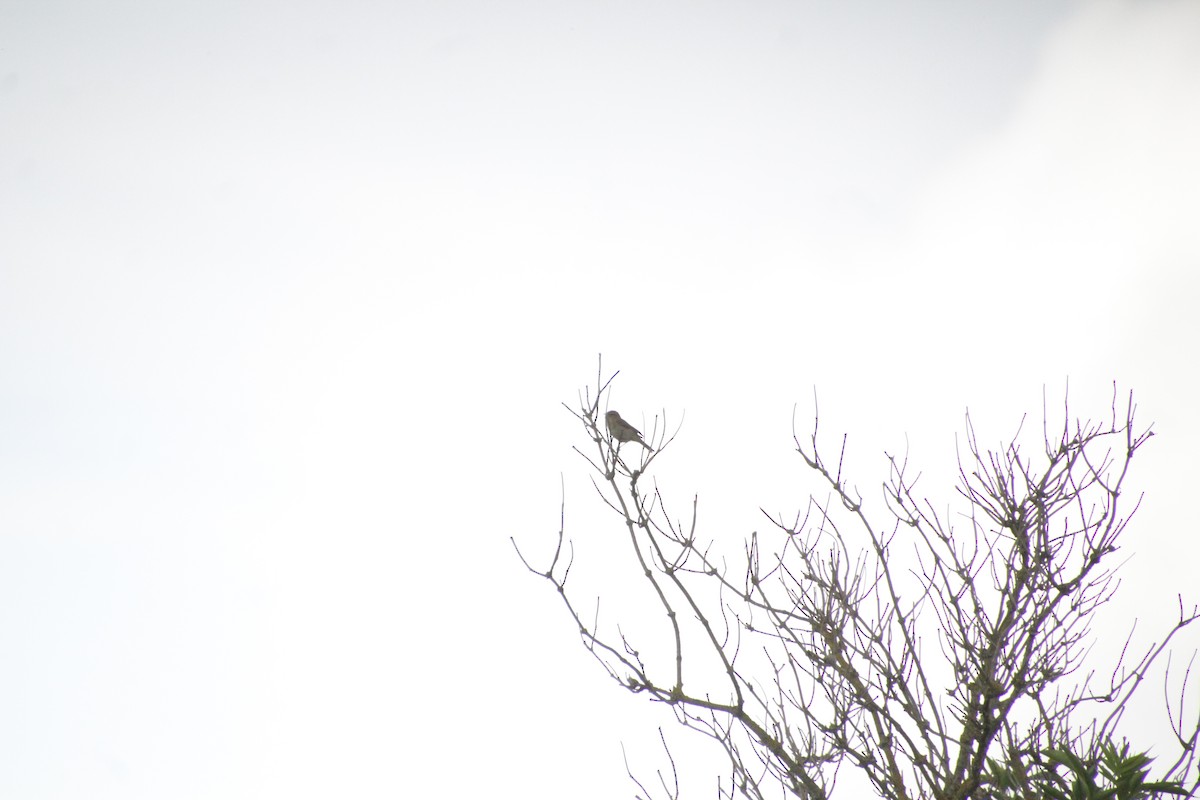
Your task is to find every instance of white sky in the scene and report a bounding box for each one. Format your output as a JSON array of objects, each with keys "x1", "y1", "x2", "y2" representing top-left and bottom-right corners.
[{"x1": 2, "y1": 1, "x2": 1198, "y2": 797}]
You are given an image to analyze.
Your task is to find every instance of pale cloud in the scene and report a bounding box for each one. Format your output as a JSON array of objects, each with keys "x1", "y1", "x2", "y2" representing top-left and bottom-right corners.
[{"x1": 908, "y1": 0, "x2": 1200, "y2": 280}]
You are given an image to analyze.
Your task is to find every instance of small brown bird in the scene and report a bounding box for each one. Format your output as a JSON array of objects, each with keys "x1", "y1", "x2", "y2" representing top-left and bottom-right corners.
[{"x1": 606, "y1": 410, "x2": 652, "y2": 450}]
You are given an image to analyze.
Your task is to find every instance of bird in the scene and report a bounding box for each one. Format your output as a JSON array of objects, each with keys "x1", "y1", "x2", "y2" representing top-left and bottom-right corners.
[{"x1": 606, "y1": 410, "x2": 652, "y2": 450}]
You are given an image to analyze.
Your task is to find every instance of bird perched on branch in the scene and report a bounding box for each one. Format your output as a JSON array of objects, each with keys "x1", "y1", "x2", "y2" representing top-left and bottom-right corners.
[{"x1": 606, "y1": 410, "x2": 653, "y2": 450}]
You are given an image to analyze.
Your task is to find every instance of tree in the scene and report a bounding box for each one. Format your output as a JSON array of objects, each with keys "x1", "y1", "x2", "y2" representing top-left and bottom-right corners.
[{"x1": 514, "y1": 364, "x2": 1199, "y2": 800}]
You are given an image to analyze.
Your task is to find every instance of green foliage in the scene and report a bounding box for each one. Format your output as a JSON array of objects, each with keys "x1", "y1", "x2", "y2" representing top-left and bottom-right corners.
[{"x1": 986, "y1": 739, "x2": 1187, "y2": 800}]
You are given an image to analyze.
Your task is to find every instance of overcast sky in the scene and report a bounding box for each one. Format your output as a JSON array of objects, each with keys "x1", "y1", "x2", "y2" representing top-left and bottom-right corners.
[{"x1": 2, "y1": 1, "x2": 1199, "y2": 798}]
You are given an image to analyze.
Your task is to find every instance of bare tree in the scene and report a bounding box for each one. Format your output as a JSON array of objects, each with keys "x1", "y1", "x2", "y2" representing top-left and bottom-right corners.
[{"x1": 515, "y1": 363, "x2": 1199, "y2": 800}]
